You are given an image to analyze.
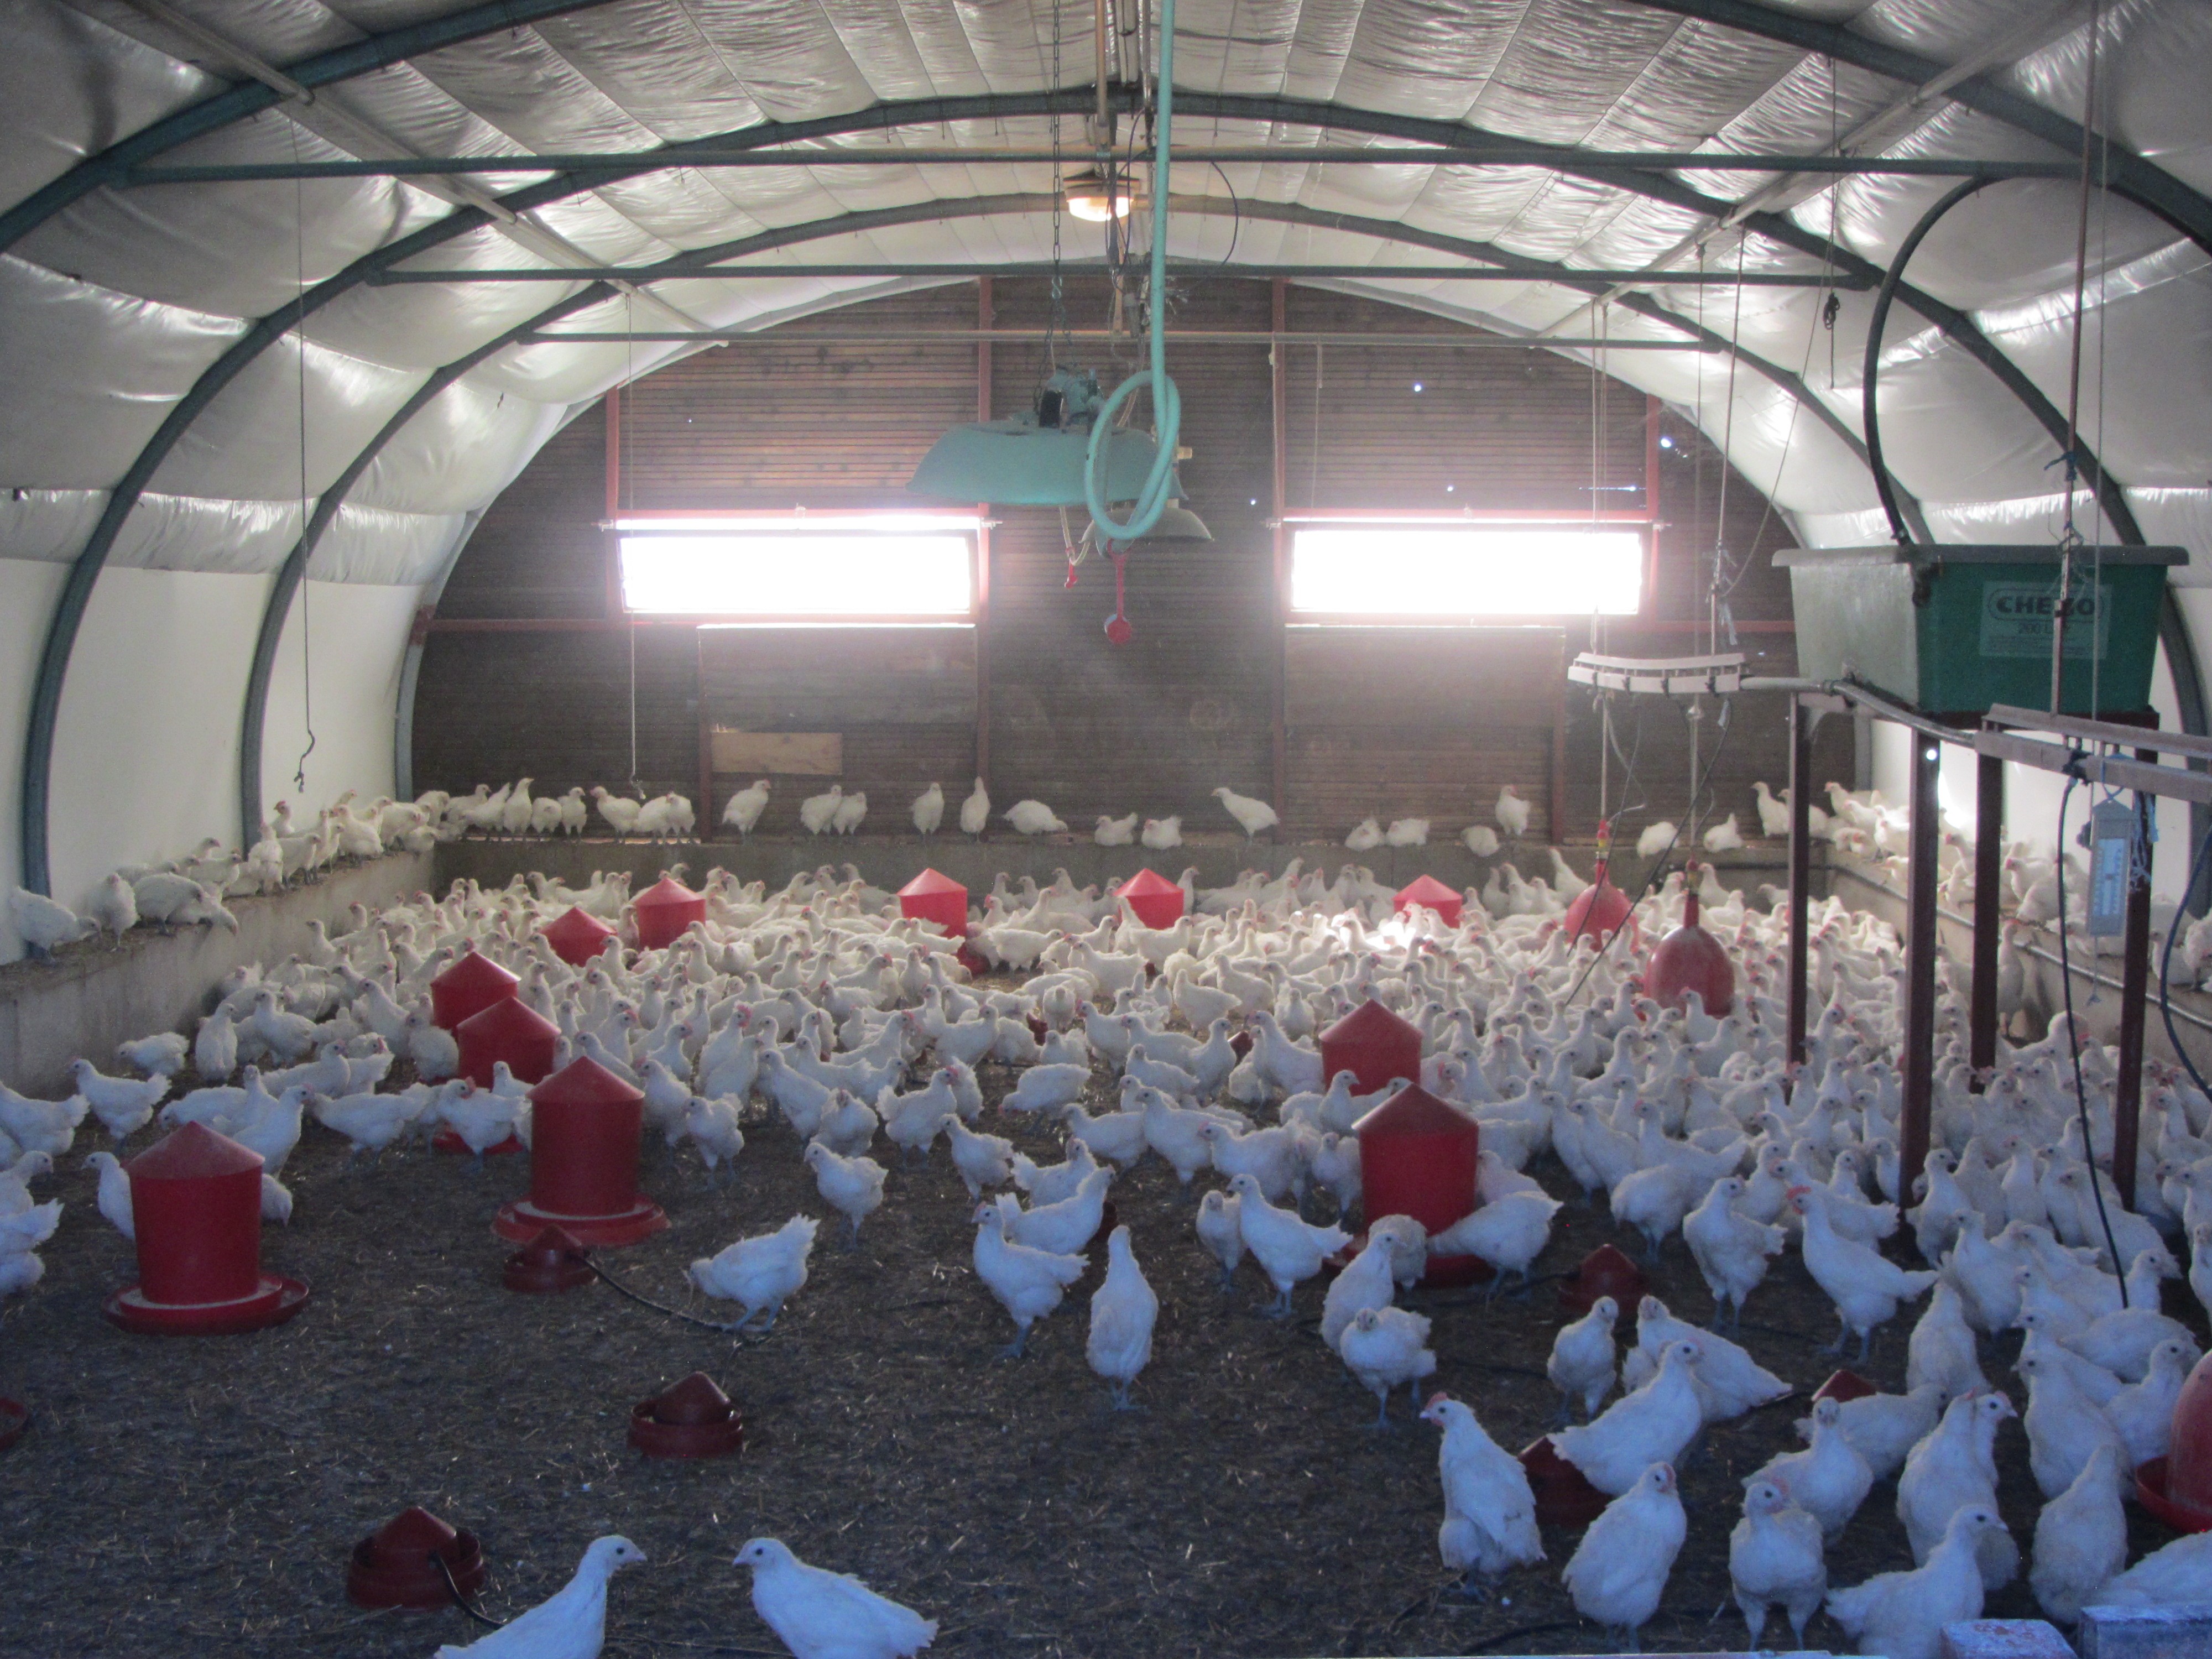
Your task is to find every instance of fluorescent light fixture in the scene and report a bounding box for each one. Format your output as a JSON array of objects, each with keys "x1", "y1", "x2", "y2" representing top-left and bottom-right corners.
[
  {"x1": 619, "y1": 531, "x2": 973, "y2": 617},
  {"x1": 1290, "y1": 525, "x2": 1644, "y2": 618}
]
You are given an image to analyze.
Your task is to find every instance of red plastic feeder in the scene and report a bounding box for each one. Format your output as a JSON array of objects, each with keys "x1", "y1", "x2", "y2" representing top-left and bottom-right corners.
[
  {"x1": 1557, "y1": 1243, "x2": 1647, "y2": 1317},
  {"x1": 103, "y1": 1123, "x2": 308, "y2": 1334},
  {"x1": 0, "y1": 1397, "x2": 25, "y2": 1453},
  {"x1": 1354, "y1": 1083, "x2": 1481, "y2": 1288},
  {"x1": 1813, "y1": 1369, "x2": 1880, "y2": 1406},
  {"x1": 628, "y1": 1372, "x2": 746, "y2": 1460},
  {"x1": 1520, "y1": 1435, "x2": 1609, "y2": 1528},
  {"x1": 1644, "y1": 877, "x2": 1736, "y2": 1016},
  {"x1": 503, "y1": 1225, "x2": 597, "y2": 1293},
  {"x1": 1393, "y1": 874, "x2": 1463, "y2": 928},
  {"x1": 1564, "y1": 821, "x2": 1634, "y2": 947},
  {"x1": 493, "y1": 1057, "x2": 666, "y2": 1248},
  {"x1": 632, "y1": 875, "x2": 706, "y2": 951},
  {"x1": 2140, "y1": 1350, "x2": 2212, "y2": 1531},
  {"x1": 898, "y1": 868, "x2": 969, "y2": 937},
  {"x1": 1117, "y1": 868, "x2": 1186, "y2": 930},
  {"x1": 1320, "y1": 998, "x2": 1423, "y2": 1095},
  {"x1": 430, "y1": 947, "x2": 518, "y2": 1031},
  {"x1": 456, "y1": 997, "x2": 559, "y2": 1088},
  {"x1": 543, "y1": 904, "x2": 618, "y2": 967},
  {"x1": 346, "y1": 1506, "x2": 488, "y2": 1610}
]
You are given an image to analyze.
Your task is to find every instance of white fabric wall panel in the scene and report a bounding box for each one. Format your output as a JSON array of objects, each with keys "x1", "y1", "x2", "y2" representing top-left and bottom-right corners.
[
  {"x1": 0, "y1": 257, "x2": 244, "y2": 490},
  {"x1": 147, "y1": 337, "x2": 424, "y2": 500},
  {"x1": 45, "y1": 566, "x2": 268, "y2": 920},
  {"x1": 0, "y1": 490, "x2": 308, "y2": 573},
  {"x1": 350, "y1": 386, "x2": 564, "y2": 516},
  {"x1": 1845, "y1": 333, "x2": 2065, "y2": 503},
  {"x1": 0, "y1": 0, "x2": 210, "y2": 212},
  {"x1": 0, "y1": 557, "x2": 66, "y2": 962},
  {"x1": 311, "y1": 503, "x2": 467, "y2": 586},
  {"x1": 257, "y1": 580, "x2": 420, "y2": 830}
]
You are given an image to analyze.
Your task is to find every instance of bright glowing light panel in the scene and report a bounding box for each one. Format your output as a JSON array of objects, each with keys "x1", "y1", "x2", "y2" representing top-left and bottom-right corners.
[
  {"x1": 619, "y1": 532, "x2": 974, "y2": 618},
  {"x1": 1290, "y1": 526, "x2": 1645, "y2": 618}
]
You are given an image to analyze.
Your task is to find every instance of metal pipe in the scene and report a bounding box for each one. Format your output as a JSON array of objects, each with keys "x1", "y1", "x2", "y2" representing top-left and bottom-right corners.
[
  {"x1": 519, "y1": 328, "x2": 1720, "y2": 348},
  {"x1": 371, "y1": 260, "x2": 1865, "y2": 286},
  {"x1": 2114, "y1": 734, "x2": 2158, "y2": 1206},
  {"x1": 126, "y1": 148, "x2": 2085, "y2": 184}
]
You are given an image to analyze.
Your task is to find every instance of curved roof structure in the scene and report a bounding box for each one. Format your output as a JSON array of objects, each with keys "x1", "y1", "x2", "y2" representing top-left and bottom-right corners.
[{"x1": 3, "y1": 0, "x2": 2210, "y2": 939}]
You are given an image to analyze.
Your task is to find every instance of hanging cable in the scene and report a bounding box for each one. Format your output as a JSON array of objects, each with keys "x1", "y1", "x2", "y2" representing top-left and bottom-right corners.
[
  {"x1": 289, "y1": 122, "x2": 316, "y2": 796},
  {"x1": 2051, "y1": 0, "x2": 2105, "y2": 714},
  {"x1": 622, "y1": 291, "x2": 639, "y2": 791},
  {"x1": 1081, "y1": 0, "x2": 1181, "y2": 541},
  {"x1": 2052, "y1": 771, "x2": 2130, "y2": 1304}
]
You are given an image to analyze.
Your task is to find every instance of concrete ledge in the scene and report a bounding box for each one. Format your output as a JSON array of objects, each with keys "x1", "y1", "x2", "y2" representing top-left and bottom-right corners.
[
  {"x1": 433, "y1": 833, "x2": 1809, "y2": 907},
  {"x1": 0, "y1": 851, "x2": 432, "y2": 1095},
  {"x1": 2078, "y1": 1601, "x2": 2212, "y2": 1659},
  {"x1": 1944, "y1": 1619, "x2": 2077, "y2": 1659}
]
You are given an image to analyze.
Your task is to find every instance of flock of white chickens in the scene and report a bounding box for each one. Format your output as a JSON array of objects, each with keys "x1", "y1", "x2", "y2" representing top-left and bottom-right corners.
[{"x1": 6, "y1": 767, "x2": 2212, "y2": 1657}]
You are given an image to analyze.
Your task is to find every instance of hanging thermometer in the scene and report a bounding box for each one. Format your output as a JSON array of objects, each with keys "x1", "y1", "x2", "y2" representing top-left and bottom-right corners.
[{"x1": 2085, "y1": 800, "x2": 2136, "y2": 937}]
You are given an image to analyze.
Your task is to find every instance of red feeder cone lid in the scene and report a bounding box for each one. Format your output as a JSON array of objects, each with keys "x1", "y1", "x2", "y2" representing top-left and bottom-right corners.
[
  {"x1": 1519, "y1": 1436, "x2": 1609, "y2": 1528},
  {"x1": 126, "y1": 1119, "x2": 263, "y2": 1181},
  {"x1": 1813, "y1": 1369, "x2": 1880, "y2": 1406},
  {"x1": 503, "y1": 1226, "x2": 596, "y2": 1293},
  {"x1": 1558, "y1": 1243, "x2": 1648, "y2": 1316},
  {"x1": 542, "y1": 905, "x2": 618, "y2": 967},
  {"x1": 1116, "y1": 868, "x2": 1186, "y2": 930},
  {"x1": 1564, "y1": 862, "x2": 1634, "y2": 946},
  {"x1": 632, "y1": 875, "x2": 706, "y2": 951},
  {"x1": 456, "y1": 996, "x2": 561, "y2": 1088},
  {"x1": 429, "y1": 947, "x2": 519, "y2": 1030},
  {"x1": 1319, "y1": 998, "x2": 1424, "y2": 1095},
  {"x1": 1644, "y1": 888, "x2": 1737, "y2": 1016},
  {"x1": 898, "y1": 868, "x2": 969, "y2": 937},
  {"x1": 1392, "y1": 874, "x2": 1463, "y2": 927},
  {"x1": 529, "y1": 1053, "x2": 645, "y2": 1110},
  {"x1": 1353, "y1": 1082, "x2": 1475, "y2": 1141},
  {"x1": 347, "y1": 1506, "x2": 488, "y2": 1610},
  {"x1": 629, "y1": 1372, "x2": 745, "y2": 1459}
]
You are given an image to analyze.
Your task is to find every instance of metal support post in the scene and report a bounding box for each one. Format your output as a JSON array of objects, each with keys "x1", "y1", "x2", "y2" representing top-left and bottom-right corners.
[
  {"x1": 1901, "y1": 733, "x2": 1943, "y2": 1187},
  {"x1": 1787, "y1": 696, "x2": 1813, "y2": 1066},
  {"x1": 1969, "y1": 752, "x2": 2004, "y2": 1077}
]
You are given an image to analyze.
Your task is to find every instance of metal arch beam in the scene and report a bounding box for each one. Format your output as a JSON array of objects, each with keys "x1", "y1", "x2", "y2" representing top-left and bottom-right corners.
[
  {"x1": 0, "y1": 0, "x2": 628, "y2": 256},
  {"x1": 237, "y1": 283, "x2": 614, "y2": 842},
  {"x1": 1616, "y1": 0, "x2": 2212, "y2": 258},
  {"x1": 4, "y1": 88, "x2": 2151, "y2": 891}
]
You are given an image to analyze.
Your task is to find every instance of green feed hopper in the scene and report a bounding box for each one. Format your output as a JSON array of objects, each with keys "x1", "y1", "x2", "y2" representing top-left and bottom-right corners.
[{"x1": 1773, "y1": 543, "x2": 2186, "y2": 718}]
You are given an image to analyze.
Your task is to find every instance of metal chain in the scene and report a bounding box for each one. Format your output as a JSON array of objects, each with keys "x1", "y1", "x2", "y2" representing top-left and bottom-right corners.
[{"x1": 1049, "y1": 0, "x2": 1065, "y2": 365}]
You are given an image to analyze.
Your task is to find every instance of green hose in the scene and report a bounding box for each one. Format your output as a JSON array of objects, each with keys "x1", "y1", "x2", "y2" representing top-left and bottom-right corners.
[{"x1": 1082, "y1": 0, "x2": 1182, "y2": 542}]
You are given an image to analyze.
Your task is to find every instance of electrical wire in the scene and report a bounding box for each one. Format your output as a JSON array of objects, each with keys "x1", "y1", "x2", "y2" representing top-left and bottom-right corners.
[
  {"x1": 584, "y1": 1250, "x2": 757, "y2": 1335},
  {"x1": 289, "y1": 120, "x2": 316, "y2": 795},
  {"x1": 1207, "y1": 158, "x2": 1240, "y2": 267},
  {"x1": 2051, "y1": 770, "x2": 2130, "y2": 1306},
  {"x1": 435, "y1": 1554, "x2": 505, "y2": 1628}
]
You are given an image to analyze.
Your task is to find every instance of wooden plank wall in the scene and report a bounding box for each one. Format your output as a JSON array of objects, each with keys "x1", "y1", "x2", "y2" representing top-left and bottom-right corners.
[{"x1": 414, "y1": 276, "x2": 1839, "y2": 843}]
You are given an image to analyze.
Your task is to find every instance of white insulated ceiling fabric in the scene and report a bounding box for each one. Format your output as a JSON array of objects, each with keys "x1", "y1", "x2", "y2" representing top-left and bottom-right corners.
[{"x1": 0, "y1": 0, "x2": 2206, "y2": 589}]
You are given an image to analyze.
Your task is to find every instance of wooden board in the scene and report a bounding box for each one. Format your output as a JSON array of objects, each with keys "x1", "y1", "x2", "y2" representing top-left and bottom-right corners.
[{"x1": 709, "y1": 730, "x2": 842, "y2": 775}]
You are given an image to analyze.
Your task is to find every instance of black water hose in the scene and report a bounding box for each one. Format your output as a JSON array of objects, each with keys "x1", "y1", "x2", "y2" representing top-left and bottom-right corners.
[{"x1": 1862, "y1": 178, "x2": 1996, "y2": 547}]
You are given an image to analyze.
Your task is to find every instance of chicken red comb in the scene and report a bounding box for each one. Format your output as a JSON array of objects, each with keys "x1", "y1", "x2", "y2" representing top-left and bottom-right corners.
[
  {"x1": 1785, "y1": 1184, "x2": 1812, "y2": 1200},
  {"x1": 1423, "y1": 1391, "x2": 1451, "y2": 1411}
]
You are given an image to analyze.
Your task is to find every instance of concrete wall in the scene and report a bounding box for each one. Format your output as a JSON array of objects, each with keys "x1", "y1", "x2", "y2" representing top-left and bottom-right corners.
[{"x1": 0, "y1": 849, "x2": 431, "y2": 1095}]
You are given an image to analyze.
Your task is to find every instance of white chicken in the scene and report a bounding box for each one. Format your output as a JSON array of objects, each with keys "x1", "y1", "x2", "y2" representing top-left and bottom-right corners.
[
  {"x1": 1561, "y1": 1463, "x2": 1686, "y2": 1650},
  {"x1": 958, "y1": 778, "x2": 990, "y2": 836},
  {"x1": 1211, "y1": 785, "x2": 1277, "y2": 839},
  {"x1": 1337, "y1": 1306, "x2": 1436, "y2": 1426},
  {"x1": 1194, "y1": 1188, "x2": 1244, "y2": 1289},
  {"x1": 803, "y1": 1142, "x2": 886, "y2": 1247},
  {"x1": 1702, "y1": 813, "x2": 1744, "y2": 853},
  {"x1": 722, "y1": 779, "x2": 770, "y2": 836},
  {"x1": 1547, "y1": 1295, "x2": 1620, "y2": 1423},
  {"x1": 734, "y1": 1537, "x2": 935, "y2": 1659},
  {"x1": 1140, "y1": 816, "x2": 1182, "y2": 850},
  {"x1": 1635, "y1": 821, "x2": 1677, "y2": 860},
  {"x1": 1619, "y1": 1300, "x2": 1788, "y2": 1423},
  {"x1": 910, "y1": 781, "x2": 943, "y2": 836},
  {"x1": 943, "y1": 1118, "x2": 1014, "y2": 1198},
  {"x1": 2088, "y1": 1528, "x2": 2212, "y2": 1608},
  {"x1": 67, "y1": 1059, "x2": 167, "y2": 1142},
  {"x1": 1093, "y1": 812, "x2": 1137, "y2": 847},
  {"x1": 799, "y1": 785, "x2": 844, "y2": 835},
  {"x1": 1827, "y1": 1506, "x2": 2007, "y2": 1659},
  {"x1": 2030, "y1": 1442, "x2": 2127, "y2": 1625},
  {"x1": 1896, "y1": 1391, "x2": 2019, "y2": 1590},
  {"x1": 993, "y1": 1167, "x2": 1110, "y2": 1256},
  {"x1": 1086, "y1": 1225, "x2": 1157, "y2": 1410},
  {"x1": 1552, "y1": 1340, "x2": 1703, "y2": 1495},
  {"x1": 1344, "y1": 817, "x2": 1384, "y2": 852},
  {"x1": 1003, "y1": 800, "x2": 1067, "y2": 836},
  {"x1": 1320, "y1": 1233, "x2": 1398, "y2": 1351},
  {"x1": 433, "y1": 1536, "x2": 645, "y2": 1659},
  {"x1": 1683, "y1": 1174, "x2": 1785, "y2": 1326},
  {"x1": 1793, "y1": 1184, "x2": 1937, "y2": 1358},
  {"x1": 1462, "y1": 825, "x2": 1500, "y2": 857},
  {"x1": 1384, "y1": 817, "x2": 1428, "y2": 847},
  {"x1": 831, "y1": 790, "x2": 868, "y2": 834},
  {"x1": 1750, "y1": 1396, "x2": 1872, "y2": 1541},
  {"x1": 688, "y1": 1214, "x2": 818, "y2": 1332},
  {"x1": 1227, "y1": 1172, "x2": 1348, "y2": 1317},
  {"x1": 971, "y1": 1200, "x2": 1086, "y2": 1357},
  {"x1": 1729, "y1": 1479, "x2": 1826, "y2": 1648},
  {"x1": 1493, "y1": 785, "x2": 1530, "y2": 841},
  {"x1": 1420, "y1": 1394, "x2": 1543, "y2": 1592},
  {"x1": 84, "y1": 1150, "x2": 133, "y2": 1241},
  {"x1": 1427, "y1": 1191, "x2": 1560, "y2": 1293}
]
